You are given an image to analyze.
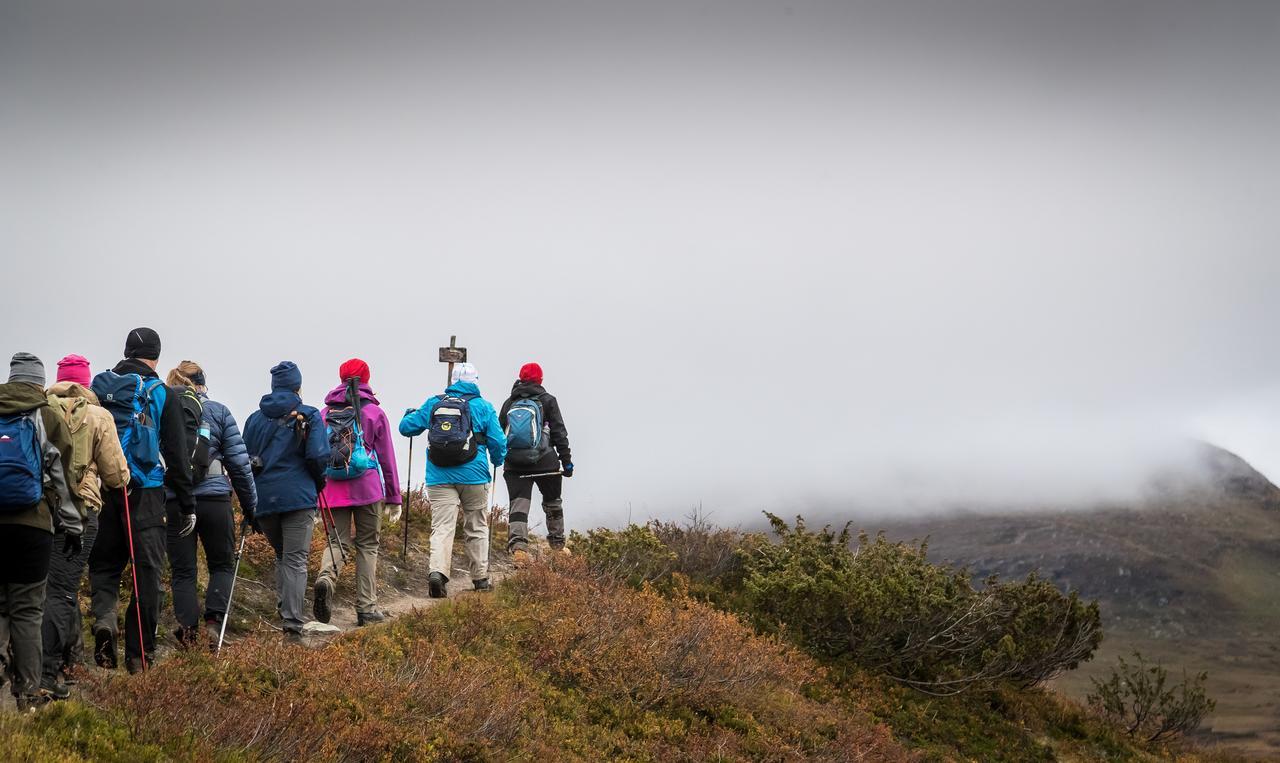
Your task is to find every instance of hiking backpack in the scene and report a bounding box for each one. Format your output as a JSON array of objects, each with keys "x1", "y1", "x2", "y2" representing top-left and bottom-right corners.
[
  {"x1": 92, "y1": 371, "x2": 166, "y2": 488},
  {"x1": 47, "y1": 394, "x2": 95, "y2": 501},
  {"x1": 325, "y1": 404, "x2": 379, "y2": 480},
  {"x1": 0, "y1": 411, "x2": 44, "y2": 512},
  {"x1": 178, "y1": 387, "x2": 211, "y2": 483},
  {"x1": 504, "y1": 398, "x2": 551, "y2": 468},
  {"x1": 426, "y1": 394, "x2": 479, "y2": 467}
]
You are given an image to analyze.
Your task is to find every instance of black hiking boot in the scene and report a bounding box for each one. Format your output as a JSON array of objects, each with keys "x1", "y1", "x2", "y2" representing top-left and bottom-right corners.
[
  {"x1": 282, "y1": 628, "x2": 304, "y2": 645},
  {"x1": 93, "y1": 627, "x2": 117, "y2": 670},
  {"x1": 428, "y1": 571, "x2": 448, "y2": 599},
  {"x1": 473, "y1": 578, "x2": 491, "y2": 592},
  {"x1": 40, "y1": 676, "x2": 70, "y2": 701},
  {"x1": 356, "y1": 610, "x2": 388, "y2": 627},
  {"x1": 124, "y1": 657, "x2": 145, "y2": 675},
  {"x1": 173, "y1": 625, "x2": 200, "y2": 650},
  {"x1": 313, "y1": 578, "x2": 333, "y2": 624},
  {"x1": 15, "y1": 693, "x2": 48, "y2": 712}
]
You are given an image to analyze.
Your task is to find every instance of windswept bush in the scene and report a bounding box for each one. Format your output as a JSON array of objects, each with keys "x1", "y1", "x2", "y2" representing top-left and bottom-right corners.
[
  {"x1": 739, "y1": 515, "x2": 1102, "y2": 694},
  {"x1": 74, "y1": 558, "x2": 906, "y2": 762},
  {"x1": 1088, "y1": 652, "x2": 1216, "y2": 744}
]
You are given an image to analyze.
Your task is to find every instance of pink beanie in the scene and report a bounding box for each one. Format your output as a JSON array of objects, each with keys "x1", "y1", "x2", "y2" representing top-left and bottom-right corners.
[{"x1": 56, "y1": 354, "x2": 92, "y2": 386}]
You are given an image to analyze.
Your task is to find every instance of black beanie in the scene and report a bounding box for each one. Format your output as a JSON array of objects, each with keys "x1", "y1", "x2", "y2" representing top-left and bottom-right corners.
[{"x1": 124, "y1": 327, "x2": 162, "y2": 360}]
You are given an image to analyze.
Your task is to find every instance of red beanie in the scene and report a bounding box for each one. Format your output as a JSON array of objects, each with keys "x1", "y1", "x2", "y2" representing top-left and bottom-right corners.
[
  {"x1": 56, "y1": 354, "x2": 92, "y2": 386},
  {"x1": 519, "y1": 362, "x2": 543, "y2": 385},
  {"x1": 339, "y1": 358, "x2": 370, "y2": 385}
]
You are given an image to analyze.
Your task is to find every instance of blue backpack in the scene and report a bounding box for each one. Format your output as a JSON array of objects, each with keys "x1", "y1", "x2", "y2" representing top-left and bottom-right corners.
[
  {"x1": 427, "y1": 393, "x2": 479, "y2": 467},
  {"x1": 92, "y1": 371, "x2": 167, "y2": 488},
  {"x1": 505, "y1": 398, "x2": 551, "y2": 467},
  {"x1": 0, "y1": 411, "x2": 44, "y2": 512},
  {"x1": 324, "y1": 406, "x2": 378, "y2": 480}
]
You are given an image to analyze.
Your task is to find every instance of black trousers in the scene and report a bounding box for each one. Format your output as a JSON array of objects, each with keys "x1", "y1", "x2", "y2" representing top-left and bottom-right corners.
[
  {"x1": 167, "y1": 495, "x2": 235, "y2": 628},
  {"x1": 503, "y1": 472, "x2": 565, "y2": 550},
  {"x1": 89, "y1": 487, "x2": 167, "y2": 663},
  {"x1": 42, "y1": 510, "x2": 98, "y2": 679}
]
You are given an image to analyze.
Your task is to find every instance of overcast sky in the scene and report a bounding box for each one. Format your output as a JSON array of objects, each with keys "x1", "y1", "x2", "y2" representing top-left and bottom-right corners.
[{"x1": 2, "y1": 1, "x2": 1278, "y2": 529}]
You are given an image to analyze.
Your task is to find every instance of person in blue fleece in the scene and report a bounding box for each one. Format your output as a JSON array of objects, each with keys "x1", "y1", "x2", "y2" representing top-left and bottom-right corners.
[
  {"x1": 399, "y1": 363, "x2": 506, "y2": 598},
  {"x1": 242, "y1": 361, "x2": 329, "y2": 639}
]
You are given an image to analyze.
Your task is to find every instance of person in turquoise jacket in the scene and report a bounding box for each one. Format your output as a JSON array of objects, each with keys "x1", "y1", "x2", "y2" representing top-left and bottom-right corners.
[{"x1": 399, "y1": 363, "x2": 506, "y2": 598}]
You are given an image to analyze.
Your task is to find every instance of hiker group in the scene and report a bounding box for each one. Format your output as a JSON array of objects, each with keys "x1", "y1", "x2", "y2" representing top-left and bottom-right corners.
[{"x1": 0, "y1": 329, "x2": 573, "y2": 710}]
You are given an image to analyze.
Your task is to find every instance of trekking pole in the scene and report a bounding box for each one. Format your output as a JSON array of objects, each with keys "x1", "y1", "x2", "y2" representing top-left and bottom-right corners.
[
  {"x1": 120, "y1": 487, "x2": 148, "y2": 671},
  {"x1": 216, "y1": 531, "x2": 248, "y2": 654},
  {"x1": 517, "y1": 471, "x2": 565, "y2": 479},
  {"x1": 318, "y1": 492, "x2": 347, "y2": 569},
  {"x1": 403, "y1": 435, "x2": 413, "y2": 560}
]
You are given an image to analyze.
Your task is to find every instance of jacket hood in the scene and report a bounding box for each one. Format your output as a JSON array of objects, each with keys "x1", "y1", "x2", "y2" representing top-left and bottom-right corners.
[
  {"x1": 325, "y1": 382, "x2": 380, "y2": 408},
  {"x1": 48, "y1": 381, "x2": 100, "y2": 404},
  {"x1": 0, "y1": 381, "x2": 51, "y2": 416},
  {"x1": 510, "y1": 381, "x2": 547, "y2": 399},
  {"x1": 259, "y1": 389, "x2": 302, "y2": 418},
  {"x1": 445, "y1": 381, "x2": 482, "y2": 398},
  {"x1": 112, "y1": 358, "x2": 159, "y2": 379}
]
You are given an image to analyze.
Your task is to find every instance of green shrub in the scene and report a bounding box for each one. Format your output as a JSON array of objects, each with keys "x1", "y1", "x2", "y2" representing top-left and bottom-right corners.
[
  {"x1": 1088, "y1": 651, "x2": 1216, "y2": 743},
  {"x1": 737, "y1": 514, "x2": 1101, "y2": 694},
  {"x1": 568, "y1": 524, "x2": 677, "y2": 589}
]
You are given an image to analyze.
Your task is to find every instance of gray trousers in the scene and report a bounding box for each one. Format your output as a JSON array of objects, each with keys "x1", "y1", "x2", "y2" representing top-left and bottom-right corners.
[
  {"x1": 317, "y1": 502, "x2": 382, "y2": 613},
  {"x1": 1, "y1": 579, "x2": 48, "y2": 697},
  {"x1": 259, "y1": 509, "x2": 315, "y2": 632},
  {"x1": 43, "y1": 511, "x2": 99, "y2": 679}
]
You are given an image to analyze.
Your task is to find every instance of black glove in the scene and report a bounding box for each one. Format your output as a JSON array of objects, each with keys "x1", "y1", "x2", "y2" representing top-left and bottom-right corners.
[
  {"x1": 241, "y1": 508, "x2": 258, "y2": 536},
  {"x1": 62, "y1": 532, "x2": 82, "y2": 560},
  {"x1": 562, "y1": 462, "x2": 574, "y2": 478}
]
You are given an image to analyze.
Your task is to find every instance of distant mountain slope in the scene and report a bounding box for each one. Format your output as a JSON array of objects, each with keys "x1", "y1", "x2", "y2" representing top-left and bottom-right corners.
[{"x1": 869, "y1": 444, "x2": 1280, "y2": 755}]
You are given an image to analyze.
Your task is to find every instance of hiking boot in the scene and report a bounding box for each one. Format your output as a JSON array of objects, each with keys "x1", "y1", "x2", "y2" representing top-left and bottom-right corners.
[
  {"x1": 282, "y1": 628, "x2": 304, "y2": 645},
  {"x1": 93, "y1": 627, "x2": 117, "y2": 670},
  {"x1": 313, "y1": 578, "x2": 333, "y2": 624},
  {"x1": 511, "y1": 549, "x2": 532, "y2": 568},
  {"x1": 15, "y1": 693, "x2": 47, "y2": 712},
  {"x1": 473, "y1": 578, "x2": 492, "y2": 592},
  {"x1": 40, "y1": 676, "x2": 70, "y2": 701},
  {"x1": 356, "y1": 610, "x2": 388, "y2": 627},
  {"x1": 205, "y1": 616, "x2": 223, "y2": 649},
  {"x1": 124, "y1": 657, "x2": 145, "y2": 675},
  {"x1": 428, "y1": 571, "x2": 448, "y2": 599},
  {"x1": 173, "y1": 625, "x2": 200, "y2": 650}
]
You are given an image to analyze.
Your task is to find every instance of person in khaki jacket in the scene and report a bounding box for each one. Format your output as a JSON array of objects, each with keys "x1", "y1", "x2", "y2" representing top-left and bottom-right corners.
[
  {"x1": 40, "y1": 354, "x2": 128, "y2": 699},
  {"x1": 0, "y1": 353, "x2": 83, "y2": 711}
]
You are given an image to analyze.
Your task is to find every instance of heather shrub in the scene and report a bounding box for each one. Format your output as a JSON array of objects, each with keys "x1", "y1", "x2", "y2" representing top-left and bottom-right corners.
[
  {"x1": 74, "y1": 559, "x2": 907, "y2": 762},
  {"x1": 1088, "y1": 652, "x2": 1216, "y2": 744},
  {"x1": 739, "y1": 515, "x2": 1101, "y2": 694}
]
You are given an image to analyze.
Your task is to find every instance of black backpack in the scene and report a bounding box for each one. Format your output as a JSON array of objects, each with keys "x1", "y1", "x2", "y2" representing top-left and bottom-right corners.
[
  {"x1": 426, "y1": 394, "x2": 479, "y2": 467},
  {"x1": 178, "y1": 387, "x2": 212, "y2": 483}
]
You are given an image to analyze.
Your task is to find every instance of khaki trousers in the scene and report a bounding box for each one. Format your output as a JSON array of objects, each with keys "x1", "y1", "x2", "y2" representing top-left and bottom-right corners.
[
  {"x1": 318, "y1": 502, "x2": 382, "y2": 613},
  {"x1": 426, "y1": 484, "x2": 490, "y2": 582}
]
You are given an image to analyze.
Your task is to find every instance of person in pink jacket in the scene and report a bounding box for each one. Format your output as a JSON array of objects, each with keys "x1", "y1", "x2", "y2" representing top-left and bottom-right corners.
[{"x1": 314, "y1": 358, "x2": 401, "y2": 626}]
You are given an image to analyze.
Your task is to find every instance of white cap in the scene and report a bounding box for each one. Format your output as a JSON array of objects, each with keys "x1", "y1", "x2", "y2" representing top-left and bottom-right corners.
[{"x1": 451, "y1": 362, "x2": 480, "y2": 384}]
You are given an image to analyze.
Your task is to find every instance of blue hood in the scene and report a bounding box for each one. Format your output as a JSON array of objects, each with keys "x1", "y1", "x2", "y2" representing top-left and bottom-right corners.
[
  {"x1": 446, "y1": 381, "x2": 481, "y2": 397},
  {"x1": 259, "y1": 389, "x2": 301, "y2": 418}
]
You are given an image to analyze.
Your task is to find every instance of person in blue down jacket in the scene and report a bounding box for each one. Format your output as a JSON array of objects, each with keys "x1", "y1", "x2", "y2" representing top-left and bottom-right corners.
[
  {"x1": 242, "y1": 361, "x2": 329, "y2": 639},
  {"x1": 399, "y1": 363, "x2": 506, "y2": 599},
  {"x1": 164, "y1": 360, "x2": 258, "y2": 649}
]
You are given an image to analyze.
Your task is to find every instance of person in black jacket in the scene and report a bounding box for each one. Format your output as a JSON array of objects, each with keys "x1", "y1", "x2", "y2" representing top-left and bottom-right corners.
[
  {"x1": 498, "y1": 363, "x2": 573, "y2": 560},
  {"x1": 89, "y1": 327, "x2": 197, "y2": 673}
]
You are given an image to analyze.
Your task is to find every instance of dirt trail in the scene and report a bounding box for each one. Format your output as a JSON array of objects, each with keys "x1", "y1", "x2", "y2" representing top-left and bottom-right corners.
[{"x1": 322, "y1": 562, "x2": 510, "y2": 634}]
